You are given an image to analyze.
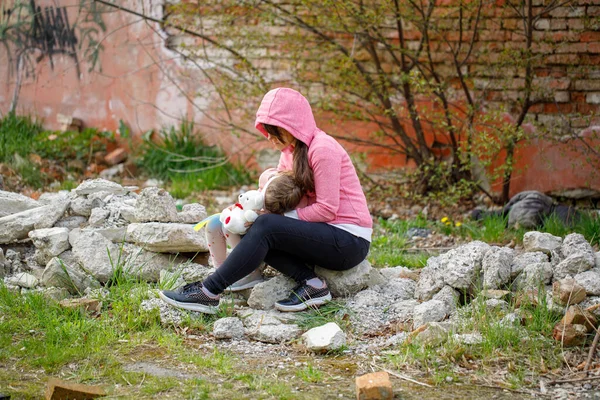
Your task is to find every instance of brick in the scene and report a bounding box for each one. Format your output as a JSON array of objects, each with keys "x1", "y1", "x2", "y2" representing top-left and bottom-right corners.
[
  {"x1": 544, "y1": 103, "x2": 574, "y2": 113},
  {"x1": 355, "y1": 371, "x2": 393, "y2": 400},
  {"x1": 546, "y1": 54, "x2": 580, "y2": 64},
  {"x1": 550, "y1": 19, "x2": 568, "y2": 30},
  {"x1": 45, "y1": 378, "x2": 106, "y2": 400},
  {"x1": 587, "y1": 93, "x2": 600, "y2": 104},
  {"x1": 589, "y1": 6, "x2": 600, "y2": 16},
  {"x1": 568, "y1": 18, "x2": 585, "y2": 30},
  {"x1": 554, "y1": 91, "x2": 571, "y2": 103},
  {"x1": 534, "y1": 19, "x2": 550, "y2": 30},
  {"x1": 555, "y1": 42, "x2": 587, "y2": 53},
  {"x1": 574, "y1": 80, "x2": 600, "y2": 91},
  {"x1": 589, "y1": 43, "x2": 600, "y2": 54},
  {"x1": 581, "y1": 31, "x2": 600, "y2": 42},
  {"x1": 104, "y1": 148, "x2": 128, "y2": 166},
  {"x1": 578, "y1": 103, "x2": 600, "y2": 113}
]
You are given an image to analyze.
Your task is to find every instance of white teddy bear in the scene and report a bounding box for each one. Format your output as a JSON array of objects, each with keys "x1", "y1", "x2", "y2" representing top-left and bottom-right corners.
[{"x1": 219, "y1": 190, "x2": 265, "y2": 235}]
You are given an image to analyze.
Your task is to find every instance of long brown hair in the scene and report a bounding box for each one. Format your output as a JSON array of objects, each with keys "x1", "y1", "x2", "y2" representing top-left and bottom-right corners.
[{"x1": 262, "y1": 123, "x2": 315, "y2": 193}]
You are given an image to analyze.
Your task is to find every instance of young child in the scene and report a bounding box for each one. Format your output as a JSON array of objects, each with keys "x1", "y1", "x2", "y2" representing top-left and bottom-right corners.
[{"x1": 204, "y1": 170, "x2": 304, "y2": 291}]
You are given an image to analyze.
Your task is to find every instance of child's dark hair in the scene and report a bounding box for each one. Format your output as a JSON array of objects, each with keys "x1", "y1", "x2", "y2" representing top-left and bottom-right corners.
[
  {"x1": 264, "y1": 172, "x2": 303, "y2": 214},
  {"x1": 262, "y1": 123, "x2": 315, "y2": 193}
]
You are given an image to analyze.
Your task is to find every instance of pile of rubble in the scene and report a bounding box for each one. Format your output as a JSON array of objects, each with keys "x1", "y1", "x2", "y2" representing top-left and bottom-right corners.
[{"x1": 1, "y1": 179, "x2": 600, "y2": 351}]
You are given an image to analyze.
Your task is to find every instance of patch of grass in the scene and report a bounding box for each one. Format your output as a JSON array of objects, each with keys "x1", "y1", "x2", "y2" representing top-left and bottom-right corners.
[
  {"x1": 0, "y1": 112, "x2": 42, "y2": 162},
  {"x1": 34, "y1": 127, "x2": 116, "y2": 166},
  {"x1": 541, "y1": 213, "x2": 571, "y2": 239},
  {"x1": 461, "y1": 214, "x2": 511, "y2": 244},
  {"x1": 369, "y1": 217, "x2": 432, "y2": 268},
  {"x1": 137, "y1": 121, "x2": 251, "y2": 197},
  {"x1": 573, "y1": 211, "x2": 600, "y2": 247},
  {"x1": 296, "y1": 364, "x2": 324, "y2": 383},
  {"x1": 296, "y1": 300, "x2": 351, "y2": 331}
]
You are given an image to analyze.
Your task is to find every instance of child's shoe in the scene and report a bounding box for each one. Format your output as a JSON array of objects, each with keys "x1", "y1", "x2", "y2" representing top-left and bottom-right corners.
[
  {"x1": 226, "y1": 269, "x2": 265, "y2": 292},
  {"x1": 274, "y1": 281, "x2": 331, "y2": 312},
  {"x1": 159, "y1": 282, "x2": 220, "y2": 314}
]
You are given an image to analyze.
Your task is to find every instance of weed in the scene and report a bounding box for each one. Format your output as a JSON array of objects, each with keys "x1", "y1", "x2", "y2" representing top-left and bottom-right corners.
[
  {"x1": 0, "y1": 112, "x2": 42, "y2": 162},
  {"x1": 462, "y1": 214, "x2": 510, "y2": 243},
  {"x1": 541, "y1": 213, "x2": 570, "y2": 238},
  {"x1": 296, "y1": 364, "x2": 324, "y2": 383},
  {"x1": 296, "y1": 300, "x2": 351, "y2": 331},
  {"x1": 369, "y1": 217, "x2": 432, "y2": 268},
  {"x1": 574, "y1": 211, "x2": 600, "y2": 247}
]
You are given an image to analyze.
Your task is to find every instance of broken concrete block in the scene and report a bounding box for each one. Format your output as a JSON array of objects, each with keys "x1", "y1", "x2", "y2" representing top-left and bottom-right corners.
[
  {"x1": 355, "y1": 371, "x2": 393, "y2": 400},
  {"x1": 302, "y1": 322, "x2": 346, "y2": 352},
  {"x1": 552, "y1": 277, "x2": 587, "y2": 306},
  {"x1": 45, "y1": 377, "x2": 105, "y2": 399},
  {"x1": 552, "y1": 323, "x2": 588, "y2": 347}
]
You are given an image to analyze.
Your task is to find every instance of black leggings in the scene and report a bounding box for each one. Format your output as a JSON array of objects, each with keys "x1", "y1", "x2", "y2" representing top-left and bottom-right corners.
[{"x1": 202, "y1": 213, "x2": 370, "y2": 294}]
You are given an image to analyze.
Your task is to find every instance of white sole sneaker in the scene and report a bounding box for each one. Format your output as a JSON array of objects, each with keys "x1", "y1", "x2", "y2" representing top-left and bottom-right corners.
[
  {"x1": 158, "y1": 291, "x2": 219, "y2": 314},
  {"x1": 226, "y1": 271, "x2": 265, "y2": 292},
  {"x1": 274, "y1": 293, "x2": 332, "y2": 312}
]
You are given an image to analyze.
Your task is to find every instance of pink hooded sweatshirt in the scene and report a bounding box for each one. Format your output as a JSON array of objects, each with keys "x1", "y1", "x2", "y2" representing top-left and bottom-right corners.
[{"x1": 255, "y1": 88, "x2": 373, "y2": 232}]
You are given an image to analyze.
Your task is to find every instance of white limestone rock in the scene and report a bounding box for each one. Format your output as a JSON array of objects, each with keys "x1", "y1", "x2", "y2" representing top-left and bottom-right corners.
[
  {"x1": 315, "y1": 258, "x2": 377, "y2": 297},
  {"x1": 213, "y1": 317, "x2": 245, "y2": 340},
  {"x1": 69, "y1": 228, "x2": 119, "y2": 283},
  {"x1": 134, "y1": 187, "x2": 179, "y2": 223},
  {"x1": 247, "y1": 275, "x2": 296, "y2": 310},
  {"x1": 126, "y1": 223, "x2": 208, "y2": 253},
  {"x1": 302, "y1": 322, "x2": 346, "y2": 352},
  {"x1": 482, "y1": 247, "x2": 515, "y2": 289},
  {"x1": 0, "y1": 190, "x2": 40, "y2": 217},
  {"x1": 74, "y1": 178, "x2": 127, "y2": 196},
  {"x1": 522, "y1": 231, "x2": 562, "y2": 254}
]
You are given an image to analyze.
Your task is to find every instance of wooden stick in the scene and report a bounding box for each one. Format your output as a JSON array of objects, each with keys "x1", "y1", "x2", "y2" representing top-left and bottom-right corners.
[
  {"x1": 370, "y1": 363, "x2": 432, "y2": 387},
  {"x1": 548, "y1": 375, "x2": 600, "y2": 385},
  {"x1": 585, "y1": 329, "x2": 600, "y2": 371}
]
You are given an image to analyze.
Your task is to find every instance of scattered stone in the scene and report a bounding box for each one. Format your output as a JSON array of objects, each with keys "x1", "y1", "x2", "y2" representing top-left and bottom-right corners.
[
  {"x1": 511, "y1": 252, "x2": 549, "y2": 278},
  {"x1": 250, "y1": 324, "x2": 302, "y2": 344},
  {"x1": 140, "y1": 297, "x2": 196, "y2": 327},
  {"x1": 453, "y1": 333, "x2": 483, "y2": 345},
  {"x1": 413, "y1": 299, "x2": 449, "y2": 329},
  {"x1": 516, "y1": 262, "x2": 553, "y2": 288},
  {"x1": 178, "y1": 203, "x2": 208, "y2": 224},
  {"x1": 315, "y1": 259, "x2": 378, "y2": 297},
  {"x1": 122, "y1": 244, "x2": 188, "y2": 282},
  {"x1": 88, "y1": 208, "x2": 110, "y2": 227},
  {"x1": 74, "y1": 178, "x2": 127, "y2": 196},
  {"x1": 5, "y1": 272, "x2": 38, "y2": 288},
  {"x1": 552, "y1": 277, "x2": 587, "y2": 306},
  {"x1": 0, "y1": 203, "x2": 68, "y2": 244},
  {"x1": 355, "y1": 371, "x2": 393, "y2": 400},
  {"x1": 379, "y1": 266, "x2": 419, "y2": 281},
  {"x1": 126, "y1": 222, "x2": 208, "y2": 253},
  {"x1": 485, "y1": 299, "x2": 509, "y2": 312},
  {"x1": 442, "y1": 241, "x2": 491, "y2": 291},
  {"x1": 554, "y1": 254, "x2": 595, "y2": 281},
  {"x1": 54, "y1": 216, "x2": 87, "y2": 230},
  {"x1": 69, "y1": 196, "x2": 93, "y2": 217},
  {"x1": 415, "y1": 322, "x2": 453, "y2": 345},
  {"x1": 562, "y1": 233, "x2": 596, "y2": 263},
  {"x1": 180, "y1": 263, "x2": 215, "y2": 283},
  {"x1": 247, "y1": 275, "x2": 296, "y2": 310},
  {"x1": 45, "y1": 377, "x2": 106, "y2": 400},
  {"x1": 482, "y1": 247, "x2": 514, "y2": 289},
  {"x1": 432, "y1": 285, "x2": 460, "y2": 315},
  {"x1": 405, "y1": 227, "x2": 431, "y2": 238},
  {"x1": 522, "y1": 232, "x2": 562, "y2": 254},
  {"x1": 104, "y1": 148, "x2": 128, "y2": 165},
  {"x1": 28, "y1": 228, "x2": 70, "y2": 265},
  {"x1": 560, "y1": 306, "x2": 597, "y2": 331},
  {"x1": 41, "y1": 253, "x2": 101, "y2": 295},
  {"x1": 69, "y1": 229, "x2": 118, "y2": 283},
  {"x1": 213, "y1": 317, "x2": 245, "y2": 340},
  {"x1": 37, "y1": 287, "x2": 71, "y2": 302},
  {"x1": 0, "y1": 190, "x2": 40, "y2": 218},
  {"x1": 553, "y1": 323, "x2": 588, "y2": 347},
  {"x1": 58, "y1": 298, "x2": 102, "y2": 313},
  {"x1": 302, "y1": 322, "x2": 346, "y2": 352},
  {"x1": 576, "y1": 270, "x2": 600, "y2": 296},
  {"x1": 414, "y1": 256, "x2": 446, "y2": 301},
  {"x1": 134, "y1": 187, "x2": 179, "y2": 223}
]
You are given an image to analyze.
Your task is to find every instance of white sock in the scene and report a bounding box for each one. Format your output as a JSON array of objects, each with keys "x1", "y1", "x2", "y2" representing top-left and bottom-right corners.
[
  {"x1": 201, "y1": 286, "x2": 219, "y2": 299},
  {"x1": 306, "y1": 277, "x2": 326, "y2": 289}
]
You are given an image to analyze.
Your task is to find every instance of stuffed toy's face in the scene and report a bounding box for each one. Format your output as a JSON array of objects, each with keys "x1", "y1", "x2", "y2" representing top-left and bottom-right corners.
[{"x1": 238, "y1": 190, "x2": 264, "y2": 211}]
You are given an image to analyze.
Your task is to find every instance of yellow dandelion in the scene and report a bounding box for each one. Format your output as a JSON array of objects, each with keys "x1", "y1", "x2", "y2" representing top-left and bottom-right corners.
[
  {"x1": 455, "y1": 222, "x2": 462, "y2": 227},
  {"x1": 441, "y1": 217, "x2": 449, "y2": 223}
]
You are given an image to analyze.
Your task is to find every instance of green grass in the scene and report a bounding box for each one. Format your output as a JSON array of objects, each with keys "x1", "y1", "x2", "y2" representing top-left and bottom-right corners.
[
  {"x1": 296, "y1": 364, "x2": 324, "y2": 383},
  {"x1": 136, "y1": 121, "x2": 251, "y2": 198},
  {"x1": 0, "y1": 112, "x2": 42, "y2": 162},
  {"x1": 369, "y1": 216, "x2": 432, "y2": 268},
  {"x1": 296, "y1": 300, "x2": 352, "y2": 331}
]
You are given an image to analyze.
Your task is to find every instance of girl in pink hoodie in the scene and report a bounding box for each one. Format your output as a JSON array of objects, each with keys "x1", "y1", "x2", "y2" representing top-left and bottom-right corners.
[{"x1": 160, "y1": 88, "x2": 373, "y2": 314}]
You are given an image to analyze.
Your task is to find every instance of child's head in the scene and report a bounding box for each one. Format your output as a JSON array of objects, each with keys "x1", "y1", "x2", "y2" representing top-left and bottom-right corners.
[{"x1": 263, "y1": 172, "x2": 303, "y2": 214}]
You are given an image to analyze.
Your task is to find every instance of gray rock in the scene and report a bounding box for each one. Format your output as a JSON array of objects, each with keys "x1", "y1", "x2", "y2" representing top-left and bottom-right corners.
[
  {"x1": 443, "y1": 241, "x2": 491, "y2": 290},
  {"x1": 454, "y1": 333, "x2": 483, "y2": 345},
  {"x1": 413, "y1": 299, "x2": 450, "y2": 328},
  {"x1": 485, "y1": 298, "x2": 509, "y2": 311},
  {"x1": 522, "y1": 231, "x2": 562, "y2": 254},
  {"x1": 387, "y1": 299, "x2": 420, "y2": 323},
  {"x1": 302, "y1": 322, "x2": 346, "y2": 352},
  {"x1": 74, "y1": 178, "x2": 127, "y2": 196},
  {"x1": 237, "y1": 309, "x2": 298, "y2": 330},
  {"x1": 0, "y1": 248, "x2": 6, "y2": 278},
  {"x1": 178, "y1": 203, "x2": 208, "y2": 224},
  {"x1": 28, "y1": 228, "x2": 71, "y2": 265},
  {"x1": 315, "y1": 258, "x2": 377, "y2": 297},
  {"x1": 415, "y1": 256, "x2": 446, "y2": 301},
  {"x1": 580, "y1": 296, "x2": 600, "y2": 318},
  {"x1": 180, "y1": 263, "x2": 215, "y2": 283},
  {"x1": 34, "y1": 199, "x2": 70, "y2": 230},
  {"x1": 5, "y1": 272, "x2": 38, "y2": 288},
  {"x1": 250, "y1": 324, "x2": 302, "y2": 344},
  {"x1": 69, "y1": 229, "x2": 118, "y2": 283},
  {"x1": 119, "y1": 205, "x2": 138, "y2": 223},
  {"x1": 0, "y1": 203, "x2": 67, "y2": 244},
  {"x1": 134, "y1": 187, "x2": 179, "y2": 223},
  {"x1": 213, "y1": 317, "x2": 245, "y2": 339},
  {"x1": 376, "y1": 278, "x2": 416, "y2": 302},
  {"x1": 41, "y1": 252, "x2": 101, "y2": 294},
  {"x1": 0, "y1": 190, "x2": 40, "y2": 217},
  {"x1": 596, "y1": 252, "x2": 600, "y2": 269},
  {"x1": 554, "y1": 255, "x2": 594, "y2": 281},
  {"x1": 562, "y1": 233, "x2": 596, "y2": 260},
  {"x1": 379, "y1": 266, "x2": 419, "y2": 281},
  {"x1": 37, "y1": 191, "x2": 69, "y2": 205},
  {"x1": 94, "y1": 227, "x2": 128, "y2": 243},
  {"x1": 511, "y1": 252, "x2": 548, "y2": 278},
  {"x1": 247, "y1": 275, "x2": 296, "y2": 310},
  {"x1": 89, "y1": 208, "x2": 110, "y2": 227},
  {"x1": 432, "y1": 285, "x2": 460, "y2": 315},
  {"x1": 415, "y1": 322, "x2": 454, "y2": 345},
  {"x1": 140, "y1": 297, "x2": 198, "y2": 327},
  {"x1": 516, "y1": 262, "x2": 553, "y2": 288},
  {"x1": 500, "y1": 313, "x2": 521, "y2": 327},
  {"x1": 126, "y1": 223, "x2": 208, "y2": 253},
  {"x1": 482, "y1": 247, "x2": 515, "y2": 289},
  {"x1": 54, "y1": 216, "x2": 87, "y2": 230},
  {"x1": 121, "y1": 243, "x2": 188, "y2": 282},
  {"x1": 575, "y1": 270, "x2": 600, "y2": 296},
  {"x1": 69, "y1": 196, "x2": 93, "y2": 217}
]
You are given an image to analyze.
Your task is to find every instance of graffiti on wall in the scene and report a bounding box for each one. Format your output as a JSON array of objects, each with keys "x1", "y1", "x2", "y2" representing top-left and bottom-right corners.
[{"x1": 1, "y1": 0, "x2": 106, "y2": 81}]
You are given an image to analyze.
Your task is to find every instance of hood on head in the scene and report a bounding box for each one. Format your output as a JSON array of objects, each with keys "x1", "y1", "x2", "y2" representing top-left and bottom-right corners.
[{"x1": 255, "y1": 88, "x2": 317, "y2": 147}]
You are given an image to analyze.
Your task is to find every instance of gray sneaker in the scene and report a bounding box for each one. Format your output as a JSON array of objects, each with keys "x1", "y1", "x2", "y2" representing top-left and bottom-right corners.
[{"x1": 226, "y1": 269, "x2": 265, "y2": 292}]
